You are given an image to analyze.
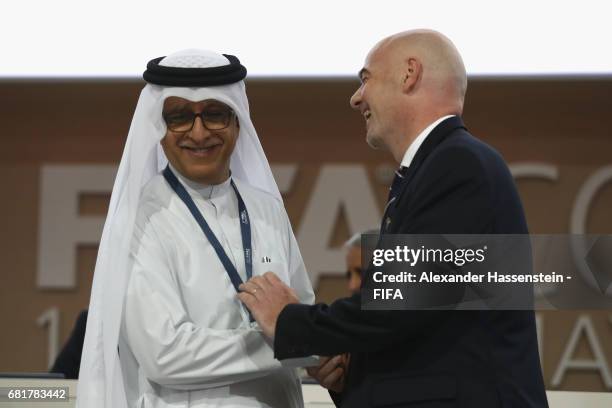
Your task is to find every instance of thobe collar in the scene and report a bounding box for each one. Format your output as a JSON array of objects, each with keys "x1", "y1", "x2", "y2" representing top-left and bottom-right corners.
[
  {"x1": 400, "y1": 115, "x2": 455, "y2": 168},
  {"x1": 168, "y1": 163, "x2": 233, "y2": 200}
]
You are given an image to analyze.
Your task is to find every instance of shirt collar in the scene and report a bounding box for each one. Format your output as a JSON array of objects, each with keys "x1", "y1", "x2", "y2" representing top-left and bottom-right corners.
[
  {"x1": 168, "y1": 163, "x2": 232, "y2": 200},
  {"x1": 400, "y1": 115, "x2": 455, "y2": 168}
]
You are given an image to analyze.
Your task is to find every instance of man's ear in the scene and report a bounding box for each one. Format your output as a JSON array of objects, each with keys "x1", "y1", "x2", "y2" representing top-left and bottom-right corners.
[
  {"x1": 402, "y1": 57, "x2": 422, "y2": 93},
  {"x1": 160, "y1": 133, "x2": 169, "y2": 148}
]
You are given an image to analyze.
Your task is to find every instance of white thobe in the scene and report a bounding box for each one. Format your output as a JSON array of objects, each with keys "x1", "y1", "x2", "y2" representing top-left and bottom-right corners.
[{"x1": 119, "y1": 167, "x2": 315, "y2": 408}]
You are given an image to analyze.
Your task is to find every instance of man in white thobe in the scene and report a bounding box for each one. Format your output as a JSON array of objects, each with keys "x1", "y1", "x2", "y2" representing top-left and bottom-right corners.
[{"x1": 78, "y1": 49, "x2": 314, "y2": 408}]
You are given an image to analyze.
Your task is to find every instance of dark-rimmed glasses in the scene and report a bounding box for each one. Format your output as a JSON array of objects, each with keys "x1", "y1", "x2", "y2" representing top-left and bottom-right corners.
[{"x1": 163, "y1": 107, "x2": 235, "y2": 132}]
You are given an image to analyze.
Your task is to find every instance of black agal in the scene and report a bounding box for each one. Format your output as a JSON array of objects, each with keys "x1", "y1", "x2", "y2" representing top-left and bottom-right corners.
[{"x1": 143, "y1": 54, "x2": 247, "y2": 86}]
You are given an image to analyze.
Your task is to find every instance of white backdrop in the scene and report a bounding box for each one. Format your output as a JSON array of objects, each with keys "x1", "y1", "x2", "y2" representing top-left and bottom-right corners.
[{"x1": 2, "y1": 0, "x2": 611, "y2": 77}]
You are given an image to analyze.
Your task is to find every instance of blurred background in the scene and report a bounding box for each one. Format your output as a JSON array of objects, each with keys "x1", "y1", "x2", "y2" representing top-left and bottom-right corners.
[{"x1": 0, "y1": 0, "x2": 610, "y2": 393}]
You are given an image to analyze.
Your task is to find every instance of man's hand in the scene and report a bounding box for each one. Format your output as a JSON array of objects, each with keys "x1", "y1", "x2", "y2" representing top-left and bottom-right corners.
[
  {"x1": 238, "y1": 272, "x2": 299, "y2": 339},
  {"x1": 306, "y1": 354, "x2": 349, "y2": 393}
]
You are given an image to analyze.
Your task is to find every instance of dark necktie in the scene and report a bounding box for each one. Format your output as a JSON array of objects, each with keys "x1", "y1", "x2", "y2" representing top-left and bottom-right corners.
[
  {"x1": 381, "y1": 166, "x2": 408, "y2": 232},
  {"x1": 387, "y1": 166, "x2": 409, "y2": 203}
]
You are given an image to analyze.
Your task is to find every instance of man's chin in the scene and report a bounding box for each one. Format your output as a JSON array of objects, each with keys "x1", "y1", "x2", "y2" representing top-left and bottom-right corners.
[
  {"x1": 176, "y1": 164, "x2": 220, "y2": 184},
  {"x1": 366, "y1": 133, "x2": 384, "y2": 150},
  {"x1": 197, "y1": 172, "x2": 228, "y2": 185}
]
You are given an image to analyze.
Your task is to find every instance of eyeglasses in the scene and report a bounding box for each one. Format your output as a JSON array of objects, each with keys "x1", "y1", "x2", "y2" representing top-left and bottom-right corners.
[{"x1": 163, "y1": 107, "x2": 235, "y2": 132}]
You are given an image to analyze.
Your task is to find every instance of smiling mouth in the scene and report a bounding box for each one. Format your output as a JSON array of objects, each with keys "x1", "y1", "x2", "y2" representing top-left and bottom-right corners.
[{"x1": 180, "y1": 144, "x2": 222, "y2": 157}]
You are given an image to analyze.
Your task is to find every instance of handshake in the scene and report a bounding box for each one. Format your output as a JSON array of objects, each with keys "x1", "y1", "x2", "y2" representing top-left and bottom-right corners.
[
  {"x1": 306, "y1": 354, "x2": 349, "y2": 393},
  {"x1": 238, "y1": 271, "x2": 348, "y2": 393}
]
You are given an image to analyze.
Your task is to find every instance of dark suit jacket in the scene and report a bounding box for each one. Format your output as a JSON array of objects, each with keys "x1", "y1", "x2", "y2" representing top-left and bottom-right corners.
[
  {"x1": 275, "y1": 117, "x2": 548, "y2": 407},
  {"x1": 50, "y1": 309, "x2": 87, "y2": 379}
]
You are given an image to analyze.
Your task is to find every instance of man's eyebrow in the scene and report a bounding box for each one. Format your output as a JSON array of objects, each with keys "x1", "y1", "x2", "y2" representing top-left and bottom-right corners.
[
  {"x1": 358, "y1": 68, "x2": 369, "y2": 81},
  {"x1": 163, "y1": 102, "x2": 188, "y2": 114},
  {"x1": 205, "y1": 102, "x2": 230, "y2": 110},
  {"x1": 163, "y1": 108, "x2": 185, "y2": 116}
]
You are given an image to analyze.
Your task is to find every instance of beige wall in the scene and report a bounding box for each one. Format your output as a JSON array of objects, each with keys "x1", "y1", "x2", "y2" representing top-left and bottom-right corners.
[{"x1": 0, "y1": 78, "x2": 611, "y2": 391}]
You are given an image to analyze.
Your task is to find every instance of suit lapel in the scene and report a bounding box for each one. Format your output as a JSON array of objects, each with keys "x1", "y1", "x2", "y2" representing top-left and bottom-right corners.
[{"x1": 383, "y1": 116, "x2": 467, "y2": 232}]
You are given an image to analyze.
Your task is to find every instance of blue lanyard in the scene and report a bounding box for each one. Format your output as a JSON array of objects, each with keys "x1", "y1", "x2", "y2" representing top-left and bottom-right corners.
[{"x1": 162, "y1": 166, "x2": 253, "y2": 296}]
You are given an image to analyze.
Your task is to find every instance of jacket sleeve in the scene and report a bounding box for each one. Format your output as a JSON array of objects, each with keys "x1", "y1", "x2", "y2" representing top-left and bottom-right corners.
[
  {"x1": 274, "y1": 145, "x2": 494, "y2": 359},
  {"x1": 123, "y1": 214, "x2": 284, "y2": 390}
]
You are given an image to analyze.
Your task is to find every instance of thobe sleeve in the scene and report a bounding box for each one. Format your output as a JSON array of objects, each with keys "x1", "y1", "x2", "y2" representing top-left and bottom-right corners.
[
  {"x1": 124, "y1": 215, "x2": 283, "y2": 390},
  {"x1": 280, "y1": 205, "x2": 315, "y2": 305}
]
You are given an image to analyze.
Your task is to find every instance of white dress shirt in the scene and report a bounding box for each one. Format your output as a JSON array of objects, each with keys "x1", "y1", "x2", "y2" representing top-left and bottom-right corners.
[
  {"x1": 400, "y1": 115, "x2": 455, "y2": 168},
  {"x1": 120, "y1": 167, "x2": 315, "y2": 408}
]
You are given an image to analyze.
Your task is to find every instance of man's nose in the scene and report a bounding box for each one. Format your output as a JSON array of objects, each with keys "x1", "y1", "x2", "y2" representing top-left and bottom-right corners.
[
  {"x1": 190, "y1": 116, "x2": 210, "y2": 141},
  {"x1": 349, "y1": 88, "x2": 362, "y2": 110}
]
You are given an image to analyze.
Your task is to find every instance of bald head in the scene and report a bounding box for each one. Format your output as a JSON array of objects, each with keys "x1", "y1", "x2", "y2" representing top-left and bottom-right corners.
[
  {"x1": 350, "y1": 29, "x2": 468, "y2": 162},
  {"x1": 376, "y1": 29, "x2": 467, "y2": 109}
]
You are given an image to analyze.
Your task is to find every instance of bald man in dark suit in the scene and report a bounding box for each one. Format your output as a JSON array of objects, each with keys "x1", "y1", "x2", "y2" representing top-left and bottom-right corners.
[{"x1": 239, "y1": 30, "x2": 548, "y2": 408}]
